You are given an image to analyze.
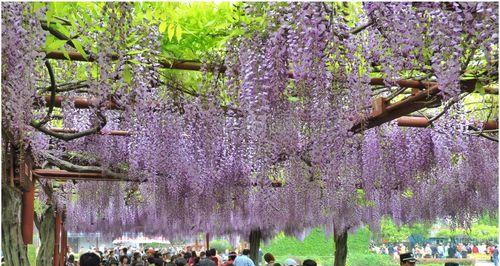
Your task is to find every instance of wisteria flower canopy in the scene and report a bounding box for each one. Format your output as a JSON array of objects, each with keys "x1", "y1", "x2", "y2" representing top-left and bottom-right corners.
[{"x1": 2, "y1": 1, "x2": 498, "y2": 245}]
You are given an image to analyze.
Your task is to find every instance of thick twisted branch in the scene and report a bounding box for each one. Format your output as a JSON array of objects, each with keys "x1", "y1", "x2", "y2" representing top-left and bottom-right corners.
[
  {"x1": 42, "y1": 152, "x2": 126, "y2": 180},
  {"x1": 31, "y1": 110, "x2": 107, "y2": 141}
]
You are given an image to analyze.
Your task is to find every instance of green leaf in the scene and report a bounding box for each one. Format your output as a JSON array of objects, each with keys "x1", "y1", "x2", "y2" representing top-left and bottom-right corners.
[
  {"x1": 126, "y1": 59, "x2": 141, "y2": 65},
  {"x1": 123, "y1": 64, "x2": 132, "y2": 84},
  {"x1": 53, "y1": 22, "x2": 71, "y2": 38},
  {"x1": 168, "y1": 23, "x2": 175, "y2": 41},
  {"x1": 288, "y1": 96, "x2": 300, "y2": 102},
  {"x1": 46, "y1": 39, "x2": 68, "y2": 52},
  {"x1": 402, "y1": 188, "x2": 414, "y2": 199},
  {"x1": 45, "y1": 4, "x2": 54, "y2": 25},
  {"x1": 62, "y1": 48, "x2": 70, "y2": 60},
  {"x1": 159, "y1": 21, "x2": 167, "y2": 33},
  {"x1": 145, "y1": 8, "x2": 153, "y2": 21},
  {"x1": 475, "y1": 80, "x2": 485, "y2": 95},
  {"x1": 127, "y1": 49, "x2": 149, "y2": 56},
  {"x1": 32, "y1": 2, "x2": 45, "y2": 13},
  {"x1": 176, "y1": 25, "x2": 183, "y2": 42},
  {"x1": 91, "y1": 65, "x2": 99, "y2": 79},
  {"x1": 71, "y1": 39, "x2": 88, "y2": 60}
]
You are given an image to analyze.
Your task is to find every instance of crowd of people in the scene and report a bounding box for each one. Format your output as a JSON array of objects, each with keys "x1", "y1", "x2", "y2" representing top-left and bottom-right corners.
[
  {"x1": 370, "y1": 241, "x2": 499, "y2": 264},
  {"x1": 67, "y1": 247, "x2": 317, "y2": 266}
]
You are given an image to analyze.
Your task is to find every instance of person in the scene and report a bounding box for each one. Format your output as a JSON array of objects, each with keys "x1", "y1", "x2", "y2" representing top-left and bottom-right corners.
[
  {"x1": 448, "y1": 244, "x2": 456, "y2": 259},
  {"x1": 424, "y1": 244, "x2": 432, "y2": 258},
  {"x1": 108, "y1": 250, "x2": 119, "y2": 265},
  {"x1": 168, "y1": 255, "x2": 179, "y2": 266},
  {"x1": 473, "y1": 244, "x2": 479, "y2": 254},
  {"x1": 120, "y1": 255, "x2": 130, "y2": 266},
  {"x1": 67, "y1": 254, "x2": 76, "y2": 266},
  {"x1": 437, "y1": 243, "x2": 444, "y2": 259},
  {"x1": 263, "y1": 253, "x2": 275, "y2": 266},
  {"x1": 431, "y1": 244, "x2": 438, "y2": 259},
  {"x1": 184, "y1": 252, "x2": 192, "y2": 265},
  {"x1": 80, "y1": 252, "x2": 101, "y2": 266},
  {"x1": 121, "y1": 247, "x2": 132, "y2": 263},
  {"x1": 131, "y1": 251, "x2": 144, "y2": 266},
  {"x1": 188, "y1": 251, "x2": 197, "y2": 265},
  {"x1": 302, "y1": 260, "x2": 316, "y2": 266},
  {"x1": 399, "y1": 252, "x2": 416, "y2": 266},
  {"x1": 479, "y1": 243, "x2": 487, "y2": 254},
  {"x1": 493, "y1": 246, "x2": 499, "y2": 266},
  {"x1": 176, "y1": 258, "x2": 188, "y2": 266},
  {"x1": 148, "y1": 253, "x2": 166, "y2": 266},
  {"x1": 208, "y1": 249, "x2": 220, "y2": 266},
  {"x1": 223, "y1": 252, "x2": 237, "y2": 266},
  {"x1": 283, "y1": 258, "x2": 298, "y2": 266},
  {"x1": 197, "y1": 251, "x2": 216, "y2": 266},
  {"x1": 388, "y1": 244, "x2": 394, "y2": 255},
  {"x1": 414, "y1": 244, "x2": 422, "y2": 259},
  {"x1": 234, "y1": 249, "x2": 255, "y2": 266}
]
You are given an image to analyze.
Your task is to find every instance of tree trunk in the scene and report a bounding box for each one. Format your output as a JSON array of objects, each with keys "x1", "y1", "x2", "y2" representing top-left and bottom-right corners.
[
  {"x1": 249, "y1": 228, "x2": 261, "y2": 266},
  {"x1": 1, "y1": 184, "x2": 31, "y2": 266},
  {"x1": 334, "y1": 229, "x2": 348, "y2": 266},
  {"x1": 36, "y1": 205, "x2": 55, "y2": 266}
]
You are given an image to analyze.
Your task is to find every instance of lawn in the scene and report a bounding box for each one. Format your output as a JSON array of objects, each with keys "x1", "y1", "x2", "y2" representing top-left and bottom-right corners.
[{"x1": 261, "y1": 228, "x2": 475, "y2": 266}]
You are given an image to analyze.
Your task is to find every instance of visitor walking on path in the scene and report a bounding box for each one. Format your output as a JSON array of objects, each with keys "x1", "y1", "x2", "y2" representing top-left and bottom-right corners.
[
  {"x1": 264, "y1": 253, "x2": 275, "y2": 266},
  {"x1": 493, "y1": 246, "x2": 499, "y2": 266},
  {"x1": 234, "y1": 249, "x2": 255, "y2": 266}
]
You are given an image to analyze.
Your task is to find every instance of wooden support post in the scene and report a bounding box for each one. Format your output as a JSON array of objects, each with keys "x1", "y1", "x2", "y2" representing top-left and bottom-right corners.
[
  {"x1": 205, "y1": 233, "x2": 210, "y2": 250},
  {"x1": 53, "y1": 211, "x2": 62, "y2": 266},
  {"x1": 21, "y1": 184, "x2": 35, "y2": 245},
  {"x1": 60, "y1": 224, "x2": 67, "y2": 266},
  {"x1": 249, "y1": 229, "x2": 261, "y2": 266}
]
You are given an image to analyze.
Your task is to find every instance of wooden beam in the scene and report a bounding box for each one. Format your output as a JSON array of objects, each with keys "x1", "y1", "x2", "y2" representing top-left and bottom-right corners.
[
  {"x1": 351, "y1": 85, "x2": 441, "y2": 133},
  {"x1": 41, "y1": 95, "x2": 121, "y2": 110},
  {"x1": 49, "y1": 128, "x2": 130, "y2": 136},
  {"x1": 32, "y1": 169, "x2": 142, "y2": 182},
  {"x1": 397, "y1": 116, "x2": 498, "y2": 130},
  {"x1": 44, "y1": 51, "x2": 498, "y2": 94}
]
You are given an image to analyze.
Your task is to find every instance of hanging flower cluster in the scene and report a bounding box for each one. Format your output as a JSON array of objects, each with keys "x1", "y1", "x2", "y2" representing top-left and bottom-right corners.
[{"x1": 2, "y1": 2, "x2": 497, "y2": 241}]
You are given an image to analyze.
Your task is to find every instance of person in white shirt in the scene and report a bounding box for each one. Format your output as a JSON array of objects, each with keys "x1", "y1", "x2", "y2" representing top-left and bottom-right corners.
[{"x1": 437, "y1": 243, "x2": 444, "y2": 258}]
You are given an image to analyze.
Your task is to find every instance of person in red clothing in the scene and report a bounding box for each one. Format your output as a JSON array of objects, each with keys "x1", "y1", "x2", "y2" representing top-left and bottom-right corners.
[
  {"x1": 473, "y1": 245, "x2": 479, "y2": 254},
  {"x1": 209, "y1": 249, "x2": 220, "y2": 266},
  {"x1": 223, "y1": 252, "x2": 237, "y2": 266},
  {"x1": 490, "y1": 245, "x2": 496, "y2": 256},
  {"x1": 188, "y1": 251, "x2": 197, "y2": 266}
]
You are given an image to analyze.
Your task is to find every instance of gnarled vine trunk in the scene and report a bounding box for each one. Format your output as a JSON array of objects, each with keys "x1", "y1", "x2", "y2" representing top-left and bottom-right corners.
[
  {"x1": 35, "y1": 205, "x2": 55, "y2": 266},
  {"x1": 1, "y1": 184, "x2": 31, "y2": 266},
  {"x1": 334, "y1": 229, "x2": 348, "y2": 266},
  {"x1": 249, "y1": 228, "x2": 261, "y2": 266}
]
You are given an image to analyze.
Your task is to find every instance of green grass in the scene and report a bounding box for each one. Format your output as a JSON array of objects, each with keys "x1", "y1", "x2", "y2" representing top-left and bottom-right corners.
[
  {"x1": 261, "y1": 228, "x2": 479, "y2": 266},
  {"x1": 262, "y1": 227, "x2": 398, "y2": 266},
  {"x1": 261, "y1": 227, "x2": 455, "y2": 266}
]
